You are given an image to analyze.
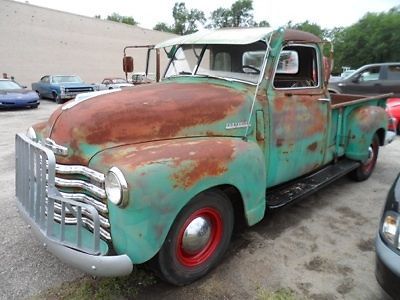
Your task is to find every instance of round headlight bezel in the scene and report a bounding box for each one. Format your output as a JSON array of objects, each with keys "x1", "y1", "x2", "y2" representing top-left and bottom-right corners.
[
  {"x1": 105, "y1": 167, "x2": 129, "y2": 207},
  {"x1": 26, "y1": 127, "x2": 37, "y2": 142}
]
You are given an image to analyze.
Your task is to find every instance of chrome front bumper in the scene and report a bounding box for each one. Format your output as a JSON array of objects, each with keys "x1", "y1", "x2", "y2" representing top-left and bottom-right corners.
[{"x1": 15, "y1": 133, "x2": 133, "y2": 276}]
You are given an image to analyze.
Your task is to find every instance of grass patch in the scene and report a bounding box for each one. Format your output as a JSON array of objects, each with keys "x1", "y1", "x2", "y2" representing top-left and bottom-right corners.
[
  {"x1": 32, "y1": 267, "x2": 156, "y2": 300},
  {"x1": 256, "y1": 288, "x2": 297, "y2": 300}
]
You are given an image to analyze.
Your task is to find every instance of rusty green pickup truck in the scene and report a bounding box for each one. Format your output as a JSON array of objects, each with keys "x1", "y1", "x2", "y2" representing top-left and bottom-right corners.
[{"x1": 15, "y1": 27, "x2": 395, "y2": 285}]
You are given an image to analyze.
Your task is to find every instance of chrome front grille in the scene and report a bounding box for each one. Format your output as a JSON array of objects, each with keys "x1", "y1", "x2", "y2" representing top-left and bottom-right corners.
[
  {"x1": 54, "y1": 164, "x2": 111, "y2": 240},
  {"x1": 15, "y1": 134, "x2": 111, "y2": 256}
]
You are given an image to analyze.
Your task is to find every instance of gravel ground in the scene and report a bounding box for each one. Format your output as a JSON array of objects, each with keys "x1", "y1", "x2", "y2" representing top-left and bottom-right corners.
[{"x1": 0, "y1": 99, "x2": 397, "y2": 299}]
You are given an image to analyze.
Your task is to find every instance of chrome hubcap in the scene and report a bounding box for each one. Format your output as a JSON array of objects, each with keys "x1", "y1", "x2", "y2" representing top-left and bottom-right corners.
[
  {"x1": 365, "y1": 146, "x2": 374, "y2": 164},
  {"x1": 182, "y1": 216, "x2": 211, "y2": 255}
]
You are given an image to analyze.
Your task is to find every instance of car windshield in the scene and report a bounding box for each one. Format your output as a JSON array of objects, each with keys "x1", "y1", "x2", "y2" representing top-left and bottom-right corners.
[
  {"x1": 0, "y1": 80, "x2": 22, "y2": 90},
  {"x1": 164, "y1": 41, "x2": 267, "y2": 84},
  {"x1": 112, "y1": 78, "x2": 127, "y2": 83},
  {"x1": 52, "y1": 76, "x2": 83, "y2": 83}
]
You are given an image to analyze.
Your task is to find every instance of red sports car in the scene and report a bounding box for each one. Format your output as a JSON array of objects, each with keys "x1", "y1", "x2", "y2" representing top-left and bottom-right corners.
[{"x1": 386, "y1": 98, "x2": 400, "y2": 134}]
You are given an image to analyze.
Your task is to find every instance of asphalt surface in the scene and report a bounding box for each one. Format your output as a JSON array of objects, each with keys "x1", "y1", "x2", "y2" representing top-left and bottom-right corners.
[{"x1": 0, "y1": 98, "x2": 398, "y2": 299}]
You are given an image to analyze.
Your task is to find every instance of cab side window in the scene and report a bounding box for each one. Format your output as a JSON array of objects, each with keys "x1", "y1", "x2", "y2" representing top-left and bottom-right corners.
[{"x1": 273, "y1": 45, "x2": 320, "y2": 89}]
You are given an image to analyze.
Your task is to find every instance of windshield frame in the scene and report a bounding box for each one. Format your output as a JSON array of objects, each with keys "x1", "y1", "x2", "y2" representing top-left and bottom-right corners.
[{"x1": 163, "y1": 41, "x2": 268, "y2": 85}]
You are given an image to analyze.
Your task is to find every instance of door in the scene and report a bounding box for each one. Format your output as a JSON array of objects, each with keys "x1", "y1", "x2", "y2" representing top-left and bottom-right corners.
[
  {"x1": 39, "y1": 76, "x2": 51, "y2": 98},
  {"x1": 341, "y1": 66, "x2": 382, "y2": 95},
  {"x1": 381, "y1": 64, "x2": 400, "y2": 97},
  {"x1": 267, "y1": 44, "x2": 329, "y2": 187}
]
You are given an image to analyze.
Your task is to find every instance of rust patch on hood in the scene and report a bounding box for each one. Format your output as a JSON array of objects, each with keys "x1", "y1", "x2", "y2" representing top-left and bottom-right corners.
[
  {"x1": 98, "y1": 138, "x2": 236, "y2": 189},
  {"x1": 51, "y1": 82, "x2": 247, "y2": 165}
]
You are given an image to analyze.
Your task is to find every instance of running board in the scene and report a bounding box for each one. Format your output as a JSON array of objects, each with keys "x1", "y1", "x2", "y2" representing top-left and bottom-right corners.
[{"x1": 267, "y1": 159, "x2": 360, "y2": 209}]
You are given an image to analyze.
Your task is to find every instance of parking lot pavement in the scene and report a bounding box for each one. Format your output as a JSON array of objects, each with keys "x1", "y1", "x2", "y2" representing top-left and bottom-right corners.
[
  {"x1": 0, "y1": 100, "x2": 84, "y2": 299},
  {"x1": 0, "y1": 98, "x2": 397, "y2": 299}
]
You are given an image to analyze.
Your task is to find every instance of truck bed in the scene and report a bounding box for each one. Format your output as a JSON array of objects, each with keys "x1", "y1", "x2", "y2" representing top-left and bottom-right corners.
[{"x1": 330, "y1": 93, "x2": 392, "y2": 109}]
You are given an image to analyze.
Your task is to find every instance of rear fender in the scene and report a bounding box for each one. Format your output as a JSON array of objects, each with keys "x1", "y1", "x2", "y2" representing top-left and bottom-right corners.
[
  {"x1": 89, "y1": 137, "x2": 266, "y2": 264},
  {"x1": 344, "y1": 105, "x2": 387, "y2": 161}
]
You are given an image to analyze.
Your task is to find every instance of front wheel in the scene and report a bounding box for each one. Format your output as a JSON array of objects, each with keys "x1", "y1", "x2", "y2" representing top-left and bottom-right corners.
[
  {"x1": 154, "y1": 190, "x2": 234, "y2": 286},
  {"x1": 349, "y1": 134, "x2": 379, "y2": 181},
  {"x1": 52, "y1": 92, "x2": 63, "y2": 104}
]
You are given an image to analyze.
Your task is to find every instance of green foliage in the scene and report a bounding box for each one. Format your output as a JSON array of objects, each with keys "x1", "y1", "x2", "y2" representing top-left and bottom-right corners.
[
  {"x1": 153, "y1": 22, "x2": 174, "y2": 33},
  {"x1": 209, "y1": 0, "x2": 260, "y2": 28},
  {"x1": 171, "y1": 2, "x2": 206, "y2": 35},
  {"x1": 332, "y1": 7, "x2": 400, "y2": 73},
  {"x1": 256, "y1": 287, "x2": 297, "y2": 300},
  {"x1": 106, "y1": 12, "x2": 138, "y2": 26},
  {"x1": 34, "y1": 268, "x2": 156, "y2": 300},
  {"x1": 287, "y1": 20, "x2": 326, "y2": 38}
]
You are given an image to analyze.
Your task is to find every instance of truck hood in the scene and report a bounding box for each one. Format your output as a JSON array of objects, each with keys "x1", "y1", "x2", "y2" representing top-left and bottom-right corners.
[{"x1": 47, "y1": 81, "x2": 252, "y2": 165}]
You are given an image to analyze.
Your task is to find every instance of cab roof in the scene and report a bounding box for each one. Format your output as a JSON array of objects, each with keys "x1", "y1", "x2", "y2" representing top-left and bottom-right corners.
[{"x1": 155, "y1": 27, "x2": 322, "y2": 48}]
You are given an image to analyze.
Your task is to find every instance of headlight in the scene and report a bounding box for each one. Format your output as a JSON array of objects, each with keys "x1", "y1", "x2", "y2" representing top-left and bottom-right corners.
[
  {"x1": 105, "y1": 167, "x2": 128, "y2": 207},
  {"x1": 382, "y1": 212, "x2": 399, "y2": 246},
  {"x1": 26, "y1": 127, "x2": 37, "y2": 142}
]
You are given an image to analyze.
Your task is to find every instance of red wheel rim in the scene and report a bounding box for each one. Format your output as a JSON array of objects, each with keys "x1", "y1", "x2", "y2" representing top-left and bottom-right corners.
[{"x1": 176, "y1": 207, "x2": 223, "y2": 267}]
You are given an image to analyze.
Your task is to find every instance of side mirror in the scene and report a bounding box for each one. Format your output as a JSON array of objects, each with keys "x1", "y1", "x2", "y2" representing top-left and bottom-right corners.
[
  {"x1": 22, "y1": 85, "x2": 27, "y2": 89},
  {"x1": 123, "y1": 56, "x2": 134, "y2": 73},
  {"x1": 351, "y1": 76, "x2": 359, "y2": 83}
]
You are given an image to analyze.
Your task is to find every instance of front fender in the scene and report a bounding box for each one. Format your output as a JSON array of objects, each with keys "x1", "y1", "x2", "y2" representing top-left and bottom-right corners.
[
  {"x1": 89, "y1": 137, "x2": 266, "y2": 264},
  {"x1": 344, "y1": 105, "x2": 387, "y2": 161}
]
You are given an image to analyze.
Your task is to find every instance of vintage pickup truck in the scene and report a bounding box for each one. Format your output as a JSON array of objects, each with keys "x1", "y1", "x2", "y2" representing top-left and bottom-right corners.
[{"x1": 16, "y1": 27, "x2": 395, "y2": 285}]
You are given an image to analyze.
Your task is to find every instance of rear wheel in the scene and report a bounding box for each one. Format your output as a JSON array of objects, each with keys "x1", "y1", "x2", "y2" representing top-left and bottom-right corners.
[
  {"x1": 349, "y1": 134, "x2": 379, "y2": 181},
  {"x1": 154, "y1": 190, "x2": 234, "y2": 286}
]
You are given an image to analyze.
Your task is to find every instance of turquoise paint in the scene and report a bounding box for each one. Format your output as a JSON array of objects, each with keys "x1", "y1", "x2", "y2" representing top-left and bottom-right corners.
[{"x1": 90, "y1": 137, "x2": 266, "y2": 263}]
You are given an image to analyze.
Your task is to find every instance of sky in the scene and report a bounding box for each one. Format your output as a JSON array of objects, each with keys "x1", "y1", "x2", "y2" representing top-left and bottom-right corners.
[{"x1": 17, "y1": 0, "x2": 400, "y2": 30}]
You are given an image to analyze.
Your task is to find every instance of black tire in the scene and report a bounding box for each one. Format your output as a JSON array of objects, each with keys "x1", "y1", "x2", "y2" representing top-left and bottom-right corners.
[
  {"x1": 349, "y1": 134, "x2": 379, "y2": 181},
  {"x1": 154, "y1": 190, "x2": 234, "y2": 286},
  {"x1": 397, "y1": 123, "x2": 400, "y2": 135},
  {"x1": 52, "y1": 92, "x2": 63, "y2": 104},
  {"x1": 31, "y1": 104, "x2": 39, "y2": 109}
]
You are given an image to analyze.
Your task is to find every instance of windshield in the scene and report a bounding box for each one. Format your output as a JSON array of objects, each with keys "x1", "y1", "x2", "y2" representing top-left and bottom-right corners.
[
  {"x1": 112, "y1": 78, "x2": 127, "y2": 84},
  {"x1": 0, "y1": 80, "x2": 22, "y2": 90},
  {"x1": 165, "y1": 41, "x2": 267, "y2": 84},
  {"x1": 52, "y1": 75, "x2": 83, "y2": 83}
]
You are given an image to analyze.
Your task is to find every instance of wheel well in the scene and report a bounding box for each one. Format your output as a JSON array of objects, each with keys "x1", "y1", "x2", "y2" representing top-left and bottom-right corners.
[
  {"x1": 211, "y1": 185, "x2": 247, "y2": 231},
  {"x1": 376, "y1": 128, "x2": 386, "y2": 146}
]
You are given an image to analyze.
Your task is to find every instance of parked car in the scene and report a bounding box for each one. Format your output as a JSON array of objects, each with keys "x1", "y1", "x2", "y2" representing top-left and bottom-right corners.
[
  {"x1": 376, "y1": 173, "x2": 400, "y2": 299},
  {"x1": 98, "y1": 78, "x2": 133, "y2": 90},
  {"x1": 329, "y1": 63, "x2": 400, "y2": 97},
  {"x1": 32, "y1": 75, "x2": 95, "y2": 104},
  {"x1": 386, "y1": 98, "x2": 400, "y2": 134},
  {"x1": 0, "y1": 79, "x2": 39, "y2": 109}
]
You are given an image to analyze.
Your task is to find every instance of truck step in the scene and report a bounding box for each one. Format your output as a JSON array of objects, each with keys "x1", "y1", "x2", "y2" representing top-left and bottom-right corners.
[{"x1": 266, "y1": 159, "x2": 360, "y2": 209}]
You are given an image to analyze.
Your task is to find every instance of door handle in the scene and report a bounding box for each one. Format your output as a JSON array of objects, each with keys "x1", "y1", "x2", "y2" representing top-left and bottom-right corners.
[{"x1": 318, "y1": 98, "x2": 330, "y2": 103}]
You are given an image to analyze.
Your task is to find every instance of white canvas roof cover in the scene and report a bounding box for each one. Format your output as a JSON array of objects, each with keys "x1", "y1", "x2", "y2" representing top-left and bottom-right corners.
[{"x1": 155, "y1": 27, "x2": 274, "y2": 48}]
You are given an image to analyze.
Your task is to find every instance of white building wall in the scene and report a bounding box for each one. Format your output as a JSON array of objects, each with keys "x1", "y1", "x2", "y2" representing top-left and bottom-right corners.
[{"x1": 0, "y1": 0, "x2": 175, "y2": 86}]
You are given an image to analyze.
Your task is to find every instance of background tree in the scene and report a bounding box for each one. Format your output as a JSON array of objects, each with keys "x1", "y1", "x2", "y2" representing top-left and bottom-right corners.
[
  {"x1": 332, "y1": 7, "x2": 400, "y2": 73},
  {"x1": 209, "y1": 0, "x2": 259, "y2": 28},
  {"x1": 153, "y1": 22, "x2": 174, "y2": 33},
  {"x1": 171, "y1": 2, "x2": 206, "y2": 35},
  {"x1": 106, "y1": 13, "x2": 138, "y2": 26}
]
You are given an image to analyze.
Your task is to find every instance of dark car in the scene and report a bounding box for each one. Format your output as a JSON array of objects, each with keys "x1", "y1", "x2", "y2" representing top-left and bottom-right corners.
[
  {"x1": 0, "y1": 79, "x2": 40, "y2": 109},
  {"x1": 329, "y1": 63, "x2": 400, "y2": 97},
  {"x1": 376, "y1": 173, "x2": 400, "y2": 299}
]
